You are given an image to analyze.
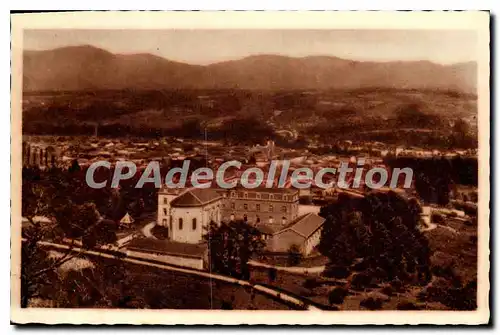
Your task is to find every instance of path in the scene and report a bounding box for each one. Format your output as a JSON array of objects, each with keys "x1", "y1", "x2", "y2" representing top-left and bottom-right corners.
[
  {"x1": 248, "y1": 260, "x2": 326, "y2": 274},
  {"x1": 35, "y1": 241, "x2": 320, "y2": 311},
  {"x1": 141, "y1": 221, "x2": 157, "y2": 239}
]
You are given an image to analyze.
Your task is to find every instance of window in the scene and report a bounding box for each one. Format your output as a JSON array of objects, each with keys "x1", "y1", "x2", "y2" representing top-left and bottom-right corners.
[
  {"x1": 163, "y1": 208, "x2": 167, "y2": 215},
  {"x1": 163, "y1": 197, "x2": 168, "y2": 205},
  {"x1": 231, "y1": 202, "x2": 235, "y2": 209},
  {"x1": 269, "y1": 205, "x2": 274, "y2": 212},
  {"x1": 244, "y1": 192, "x2": 248, "y2": 198},
  {"x1": 269, "y1": 194, "x2": 274, "y2": 200},
  {"x1": 243, "y1": 214, "x2": 248, "y2": 222},
  {"x1": 231, "y1": 191, "x2": 236, "y2": 198},
  {"x1": 256, "y1": 204, "x2": 260, "y2": 211},
  {"x1": 256, "y1": 193, "x2": 261, "y2": 199},
  {"x1": 179, "y1": 218, "x2": 183, "y2": 230},
  {"x1": 162, "y1": 219, "x2": 167, "y2": 226},
  {"x1": 244, "y1": 203, "x2": 248, "y2": 210},
  {"x1": 256, "y1": 216, "x2": 260, "y2": 223},
  {"x1": 192, "y1": 218, "x2": 197, "y2": 230},
  {"x1": 282, "y1": 206, "x2": 287, "y2": 213}
]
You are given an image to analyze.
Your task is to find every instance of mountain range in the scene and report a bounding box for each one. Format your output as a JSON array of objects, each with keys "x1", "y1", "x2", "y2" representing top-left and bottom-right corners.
[{"x1": 22, "y1": 45, "x2": 477, "y2": 93}]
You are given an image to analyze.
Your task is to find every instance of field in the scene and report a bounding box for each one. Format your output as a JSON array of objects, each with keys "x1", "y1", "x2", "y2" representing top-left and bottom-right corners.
[{"x1": 22, "y1": 88, "x2": 477, "y2": 148}]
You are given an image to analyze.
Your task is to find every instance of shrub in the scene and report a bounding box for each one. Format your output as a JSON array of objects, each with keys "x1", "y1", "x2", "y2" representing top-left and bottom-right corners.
[
  {"x1": 431, "y1": 213, "x2": 445, "y2": 224},
  {"x1": 267, "y1": 268, "x2": 277, "y2": 282},
  {"x1": 360, "y1": 297, "x2": 383, "y2": 310},
  {"x1": 328, "y1": 287, "x2": 349, "y2": 305},
  {"x1": 323, "y1": 265, "x2": 350, "y2": 279},
  {"x1": 351, "y1": 257, "x2": 374, "y2": 272},
  {"x1": 373, "y1": 267, "x2": 388, "y2": 281},
  {"x1": 397, "y1": 301, "x2": 421, "y2": 310},
  {"x1": 287, "y1": 244, "x2": 303, "y2": 266},
  {"x1": 390, "y1": 278, "x2": 404, "y2": 292},
  {"x1": 298, "y1": 289, "x2": 314, "y2": 297},
  {"x1": 303, "y1": 278, "x2": 321, "y2": 289},
  {"x1": 380, "y1": 285, "x2": 394, "y2": 296},
  {"x1": 351, "y1": 273, "x2": 373, "y2": 290},
  {"x1": 221, "y1": 301, "x2": 233, "y2": 310},
  {"x1": 351, "y1": 261, "x2": 369, "y2": 272},
  {"x1": 151, "y1": 225, "x2": 169, "y2": 240}
]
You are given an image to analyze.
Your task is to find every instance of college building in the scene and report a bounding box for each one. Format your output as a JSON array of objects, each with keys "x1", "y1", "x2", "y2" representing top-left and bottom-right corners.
[{"x1": 156, "y1": 185, "x2": 324, "y2": 256}]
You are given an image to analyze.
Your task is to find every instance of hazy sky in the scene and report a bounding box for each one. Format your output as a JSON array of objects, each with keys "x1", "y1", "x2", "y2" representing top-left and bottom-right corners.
[{"x1": 24, "y1": 29, "x2": 478, "y2": 65}]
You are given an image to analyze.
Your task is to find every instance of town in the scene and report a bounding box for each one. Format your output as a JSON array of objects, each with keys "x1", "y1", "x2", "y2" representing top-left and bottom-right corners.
[{"x1": 21, "y1": 130, "x2": 479, "y2": 311}]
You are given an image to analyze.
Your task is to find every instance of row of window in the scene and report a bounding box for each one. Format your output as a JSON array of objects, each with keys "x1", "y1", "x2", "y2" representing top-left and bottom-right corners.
[
  {"x1": 162, "y1": 218, "x2": 198, "y2": 230},
  {"x1": 227, "y1": 191, "x2": 297, "y2": 202},
  {"x1": 233, "y1": 214, "x2": 287, "y2": 224},
  {"x1": 228, "y1": 203, "x2": 288, "y2": 212}
]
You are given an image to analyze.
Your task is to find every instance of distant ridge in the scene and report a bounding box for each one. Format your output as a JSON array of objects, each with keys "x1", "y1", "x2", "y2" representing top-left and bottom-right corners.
[{"x1": 23, "y1": 45, "x2": 477, "y2": 93}]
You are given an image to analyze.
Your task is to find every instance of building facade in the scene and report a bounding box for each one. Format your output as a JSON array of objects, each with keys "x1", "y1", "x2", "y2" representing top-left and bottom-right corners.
[{"x1": 217, "y1": 187, "x2": 299, "y2": 228}]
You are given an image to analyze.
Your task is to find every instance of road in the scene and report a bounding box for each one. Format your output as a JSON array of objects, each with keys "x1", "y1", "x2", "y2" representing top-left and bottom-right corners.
[{"x1": 248, "y1": 260, "x2": 326, "y2": 274}]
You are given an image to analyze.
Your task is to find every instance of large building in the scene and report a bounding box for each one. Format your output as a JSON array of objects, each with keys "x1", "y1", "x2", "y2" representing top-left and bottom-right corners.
[
  {"x1": 157, "y1": 185, "x2": 324, "y2": 256},
  {"x1": 157, "y1": 187, "x2": 222, "y2": 244},
  {"x1": 217, "y1": 186, "x2": 299, "y2": 228}
]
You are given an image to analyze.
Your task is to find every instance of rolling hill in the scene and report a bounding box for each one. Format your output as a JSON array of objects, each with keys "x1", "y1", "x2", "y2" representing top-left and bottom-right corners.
[{"x1": 22, "y1": 45, "x2": 477, "y2": 93}]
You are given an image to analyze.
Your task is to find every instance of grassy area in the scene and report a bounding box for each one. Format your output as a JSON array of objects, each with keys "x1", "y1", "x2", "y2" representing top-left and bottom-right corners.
[{"x1": 424, "y1": 218, "x2": 477, "y2": 282}]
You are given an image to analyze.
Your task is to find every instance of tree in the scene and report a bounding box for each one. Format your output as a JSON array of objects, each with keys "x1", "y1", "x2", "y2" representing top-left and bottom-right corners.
[
  {"x1": 21, "y1": 167, "x2": 118, "y2": 307},
  {"x1": 68, "y1": 159, "x2": 81, "y2": 174},
  {"x1": 319, "y1": 191, "x2": 431, "y2": 285},
  {"x1": 267, "y1": 268, "x2": 277, "y2": 283},
  {"x1": 287, "y1": 244, "x2": 302, "y2": 266},
  {"x1": 328, "y1": 287, "x2": 349, "y2": 305},
  {"x1": 204, "y1": 220, "x2": 265, "y2": 278}
]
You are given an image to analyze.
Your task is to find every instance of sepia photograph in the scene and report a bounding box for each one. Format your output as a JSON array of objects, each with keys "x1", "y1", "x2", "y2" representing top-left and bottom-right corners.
[{"x1": 10, "y1": 11, "x2": 490, "y2": 325}]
